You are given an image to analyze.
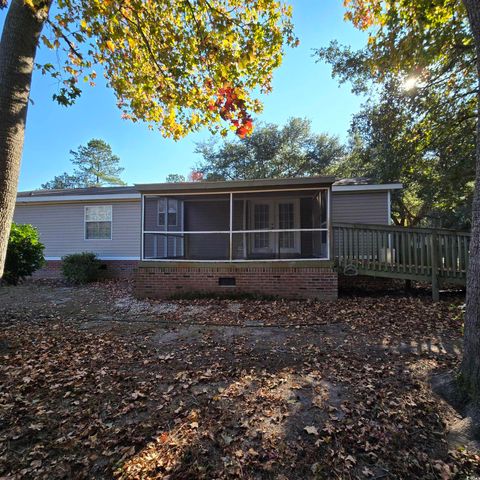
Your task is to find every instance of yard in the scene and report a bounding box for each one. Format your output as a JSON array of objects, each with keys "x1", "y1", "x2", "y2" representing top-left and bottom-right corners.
[{"x1": 0, "y1": 281, "x2": 479, "y2": 479}]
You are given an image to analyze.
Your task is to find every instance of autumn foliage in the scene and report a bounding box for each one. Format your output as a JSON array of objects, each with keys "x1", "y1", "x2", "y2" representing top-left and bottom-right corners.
[
  {"x1": 210, "y1": 85, "x2": 254, "y2": 138},
  {"x1": 25, "y1": 0, "x2": 297, "y2": 139}
]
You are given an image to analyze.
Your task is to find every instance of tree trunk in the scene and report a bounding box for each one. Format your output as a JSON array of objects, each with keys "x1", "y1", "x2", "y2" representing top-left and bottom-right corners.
[
  {"x1": 461, "y1": 0, "x2": 480, "y2": 401},
  {"x1": 0, "y1": 0, "x2": 51, "y2": 277}
]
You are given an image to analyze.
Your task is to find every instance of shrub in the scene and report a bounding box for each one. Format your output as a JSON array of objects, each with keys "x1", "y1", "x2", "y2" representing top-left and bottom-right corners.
[
  {"x1": 61, "y1": 252, "x2": 101, "y2": 284},
  {"x1": 4, "y1": 223, "x2": 45, "y2": 285}
]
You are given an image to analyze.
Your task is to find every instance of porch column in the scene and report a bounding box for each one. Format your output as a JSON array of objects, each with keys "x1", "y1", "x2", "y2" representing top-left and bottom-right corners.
[{"x1": 229, "y1": 192, "x2": 233, "y2": 261}]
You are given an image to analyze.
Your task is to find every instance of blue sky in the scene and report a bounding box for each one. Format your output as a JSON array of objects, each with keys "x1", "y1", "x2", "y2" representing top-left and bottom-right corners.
[{"x1": 1, "y1": 1, "x2": 367, "y2": 191}]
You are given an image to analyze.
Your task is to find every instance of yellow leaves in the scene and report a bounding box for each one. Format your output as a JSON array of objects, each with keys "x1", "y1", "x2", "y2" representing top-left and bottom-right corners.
[
  {"x1": 105, "y1": 40, "x2": 115, "y2": 53},
  {"x1": 41, "y1": 0, "x2": 294, "y2": 139},
  {"x1": 41, "y1": 35, "x2": 54, "y2": 49}
]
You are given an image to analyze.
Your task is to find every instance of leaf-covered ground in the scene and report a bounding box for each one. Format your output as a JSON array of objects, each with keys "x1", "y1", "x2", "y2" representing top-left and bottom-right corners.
[{"x1": 0, "y1": 281, "x2": 479, "y2": 479}]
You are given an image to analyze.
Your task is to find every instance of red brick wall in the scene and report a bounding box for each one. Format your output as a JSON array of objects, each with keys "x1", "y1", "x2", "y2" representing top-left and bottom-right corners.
[
  {"x1": 32, "y1": 260, "x2": 138, "y2": 280},
  {"x1": 134, "y1": 262, "x2": 338, "y2": 300}
]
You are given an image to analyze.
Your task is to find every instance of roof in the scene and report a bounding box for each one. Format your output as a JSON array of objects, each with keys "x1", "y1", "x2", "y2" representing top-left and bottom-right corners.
[
  {"x1": 135, "y1": 176, "x2": 336, "y2": 194},
  {"x1": 17, "y1": 185, "x2": 138, "y2": 198},
  {"x1": 332, "y1": 178, "x2": 402, "y2": 192},
  {"x1": 16, "y1": 176, "x2": 402, "y2": 203}
]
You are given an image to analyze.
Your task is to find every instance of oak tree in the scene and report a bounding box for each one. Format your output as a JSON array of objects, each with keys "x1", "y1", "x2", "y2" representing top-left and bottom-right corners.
[
  {"x1": 0, "y1": 0, "x2": 295, "y2": 275},
  {"x1": 328, "y1": 83, "x2": 475, "y2": 229},
  {"x1": 196, "y1": 117, "x2": 345, "y2": 180},
  {"x1": 339, "y1": 0, "x2": 480, "y2": 404}
]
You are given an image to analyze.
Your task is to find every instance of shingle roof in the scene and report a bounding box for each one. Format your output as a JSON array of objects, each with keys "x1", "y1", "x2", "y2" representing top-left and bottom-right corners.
[
  {"x1": 17, "y1": 186, "x2": 138, "y2": 198},
  {"x1": 16, "y1": 177, "x2": 401, "y2": 199}
]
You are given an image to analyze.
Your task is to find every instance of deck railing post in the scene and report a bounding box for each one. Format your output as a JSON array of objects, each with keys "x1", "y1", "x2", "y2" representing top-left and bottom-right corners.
[
  {"x1": 431, "y1": 231, "x2": 440, "y2": 301},
  {"x1": 332, "y1": 222, "x2": 469, "y2": 291}
]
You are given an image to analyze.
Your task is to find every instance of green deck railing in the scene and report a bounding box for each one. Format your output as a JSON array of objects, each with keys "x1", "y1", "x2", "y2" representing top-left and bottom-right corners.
[{"x1": 333, "y1": 222, "x2": 471, "y2": 300}]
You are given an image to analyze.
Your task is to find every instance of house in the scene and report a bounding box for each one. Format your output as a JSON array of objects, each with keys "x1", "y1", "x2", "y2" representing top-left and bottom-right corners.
[{"x1": 14, "y1": 176, "x2": 402, "y2": 300}]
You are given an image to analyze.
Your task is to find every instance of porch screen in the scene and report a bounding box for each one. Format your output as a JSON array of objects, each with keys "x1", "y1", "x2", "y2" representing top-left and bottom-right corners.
[{"x1": 142, "y1": 189, "x2": 329, "y2": 261}]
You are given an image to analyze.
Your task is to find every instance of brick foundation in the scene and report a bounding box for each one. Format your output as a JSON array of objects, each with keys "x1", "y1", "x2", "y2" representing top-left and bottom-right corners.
[
  {"x1": 134, "y1": 261, "x2": 338, "y2": 300},
  {"x1": 32, "y1": 260, "x2": 138, "y2": 280}
]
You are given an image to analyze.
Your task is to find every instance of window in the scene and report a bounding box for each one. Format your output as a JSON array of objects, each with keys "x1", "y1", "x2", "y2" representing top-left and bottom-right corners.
[
  {"x1": 278, "y1": 202, "x2": 295, "y2": 248},
  {"x1": 85, "y1": 205, "x2": 112, "y2": 240},
  {"x1": 167, "y1": 199, "x2": 178, "y2": 227},
  {"x1": 158, "y1": 198, "x2": 166, "y2": 227},
  {"x1": 158, "y1": 198, "x2": 178, "y2": 228}
]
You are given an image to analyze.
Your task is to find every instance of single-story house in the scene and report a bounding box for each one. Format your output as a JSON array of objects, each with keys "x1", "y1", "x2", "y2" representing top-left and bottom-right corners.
[{"x1": 14, "y1": 176, "x2": 402, "y2": 300}]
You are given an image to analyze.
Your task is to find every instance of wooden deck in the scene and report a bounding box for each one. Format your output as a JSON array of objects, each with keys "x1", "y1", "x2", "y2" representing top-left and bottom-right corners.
[{"x1": 332, "y1": 222, "x2": 471, "y2": 300}]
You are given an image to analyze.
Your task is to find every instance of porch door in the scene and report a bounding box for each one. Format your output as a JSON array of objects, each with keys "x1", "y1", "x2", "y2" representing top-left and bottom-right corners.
[
  {"x1": 250, "y1": 199, "x2": 300, "y2": 255},
  {"x1": 251, "y1": 201, "x2": 275, "y2": 254}
]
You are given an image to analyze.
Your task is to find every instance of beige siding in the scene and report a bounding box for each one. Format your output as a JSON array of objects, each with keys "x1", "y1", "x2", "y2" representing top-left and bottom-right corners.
[
  {"x1": 332, "y1": 191, "x2": 389, "y2": 225},
  {"x1": 13, "y1": 201, "x2": 141, "y2": 259}
]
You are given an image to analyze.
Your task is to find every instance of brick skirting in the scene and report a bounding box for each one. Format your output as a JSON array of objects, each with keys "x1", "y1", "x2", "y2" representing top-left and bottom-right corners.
[
  {"x1": 32, "y1": 260, "x2": 139, "y2": 280},
  {"x1": 134, "y1": 261, "x2": 338, "y2": 300}
]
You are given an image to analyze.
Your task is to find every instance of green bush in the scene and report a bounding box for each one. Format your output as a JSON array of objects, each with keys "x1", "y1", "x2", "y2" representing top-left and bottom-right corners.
[
  {"x1": 4, "y1": 223, "x2": 45, "y2": 285},
  {"x1": 61, "y1": 252, "x2": 101, "y2": 284}
]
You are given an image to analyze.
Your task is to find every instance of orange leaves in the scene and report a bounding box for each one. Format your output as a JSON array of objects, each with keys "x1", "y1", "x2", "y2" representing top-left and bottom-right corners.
[
  {"x1": 210, "y1": 84, "x2": 254, "y2": 138},
  {"x1": 343, "y1": 0, "x2": 382, "y2": 30}
]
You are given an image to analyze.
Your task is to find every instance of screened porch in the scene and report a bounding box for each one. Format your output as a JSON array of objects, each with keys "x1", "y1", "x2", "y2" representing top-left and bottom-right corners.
[{"x1": 141, "y1": 188, "x2": 330, "y2": 261}]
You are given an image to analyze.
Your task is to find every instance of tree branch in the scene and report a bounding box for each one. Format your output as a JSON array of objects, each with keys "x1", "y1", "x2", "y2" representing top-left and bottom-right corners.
[{"x1": 46, "y1": 18, "x2": 83, "y2": 61}]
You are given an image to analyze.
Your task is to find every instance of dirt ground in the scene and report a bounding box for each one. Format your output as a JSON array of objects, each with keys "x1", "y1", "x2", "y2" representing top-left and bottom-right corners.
[{"x1": 0, "y1": 280, "x2": 479, "y2": 479}]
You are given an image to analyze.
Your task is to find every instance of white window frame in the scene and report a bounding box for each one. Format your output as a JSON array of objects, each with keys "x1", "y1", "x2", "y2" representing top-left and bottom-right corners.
[
  {"x1": 157, "y1": 198, "x2": 178, "y2": 228},
  {"x1": 84, "y1": 205, "x2": 113, "y2": 241},
  {"x1": 141, "y1": 187, "x2": 330, "y2": 262},
  {"x1": 157, "y1": 198, "x2": 166, "y2": 228}
]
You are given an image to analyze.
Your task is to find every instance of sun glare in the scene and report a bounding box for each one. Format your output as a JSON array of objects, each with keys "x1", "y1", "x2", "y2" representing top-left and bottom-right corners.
[{"x1": 402, "y1": 76, "x2": 418, "y2": 91}]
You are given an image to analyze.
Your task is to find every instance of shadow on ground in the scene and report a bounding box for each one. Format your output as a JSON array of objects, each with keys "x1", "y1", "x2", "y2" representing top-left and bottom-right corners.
[{"x1": 0, "y1": 281, "x2": 478, "y2": 479}]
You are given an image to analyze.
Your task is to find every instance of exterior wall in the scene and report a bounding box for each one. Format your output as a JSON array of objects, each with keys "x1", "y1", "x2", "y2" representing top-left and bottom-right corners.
[
  {"x1": 134, "y1": 262, "x2": 338, "y2": 300},
  {"x1": 13, "y1": 200, "x2": 141, "y2": 260},
  {"x1": 31, "y1": 260, "x2": 139, "y2": 279},
  {"x1": 332, "y1": 191, "x2": 389, "y2": 224}
]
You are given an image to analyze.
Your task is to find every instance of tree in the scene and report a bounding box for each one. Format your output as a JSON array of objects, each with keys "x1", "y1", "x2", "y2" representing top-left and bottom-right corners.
[
  {"x1": 196, "y1": 117, "x2": 345, "y2": 180},
  {"x1": 165, "y1": 174, "x2": 186, "y2": 183},
  {"x1": 336, "y1": 0, "x2": 480, "y2": 404},
  {"x1": 317, "y1": 0, "x2": 476, "y2": 230},
  {"x1": 329, "y1": 83, "x2": 475, "y2": 229},
  {"x1": 0, "y1": 0, "x2": 296, "y2": 277},
  {"x1": 41, "y1": 139, "x2": 125, "y2": 189},
  {"x1": 40, "y1": 172, "x2": 82, "y2": 190}
]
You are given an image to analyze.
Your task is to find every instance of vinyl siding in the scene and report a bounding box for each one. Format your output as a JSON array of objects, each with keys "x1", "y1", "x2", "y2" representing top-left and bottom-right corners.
[
  {"x1": 13, "y1": 189, "x2": 390, "y2": 261},
  {"x1": 13, "y1": 201, "x2": 141, "y2": 258},
  {"x1": 331, "y1": 191, "x2": 389, "y2": 225}
]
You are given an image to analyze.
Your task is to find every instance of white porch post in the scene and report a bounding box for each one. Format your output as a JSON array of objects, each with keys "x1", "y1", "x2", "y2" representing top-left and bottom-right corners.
[
  {"x1": 141, "y1": 194, "x2": 145, "y2": 261},
  {"x1": 229, "y1": 193, "x2": 233, "y2": 261}
]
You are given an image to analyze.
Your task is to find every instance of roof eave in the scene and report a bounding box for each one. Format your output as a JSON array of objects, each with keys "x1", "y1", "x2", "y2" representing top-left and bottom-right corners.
[
  {"x1": 135, "y1": 176, "x2": 336, "y2": 193},
  {"x1": 332, "y1": 183, "x2": 403, "y2": 192}
]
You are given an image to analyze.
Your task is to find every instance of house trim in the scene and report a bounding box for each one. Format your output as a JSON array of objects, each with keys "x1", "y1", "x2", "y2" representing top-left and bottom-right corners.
[
  {"x1": 45, "y1": 256, "x2": 141, "y2": 261},
  {"x1": 17, "y1": 193, "x2": 141, "y2": 203},
  {"x1": 332, "y1": 183, "x2": 402, "y2": 192}
]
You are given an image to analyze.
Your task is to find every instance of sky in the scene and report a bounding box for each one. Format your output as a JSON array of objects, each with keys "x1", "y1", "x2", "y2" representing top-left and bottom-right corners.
[{"x1": 1, "y1": 1, "x2": 368, "y2": 191}]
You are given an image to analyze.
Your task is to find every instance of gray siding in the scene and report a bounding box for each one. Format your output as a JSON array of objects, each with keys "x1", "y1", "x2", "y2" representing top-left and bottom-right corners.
[
  {"x1": 13, "y1": 201, "x2": 141, "y2": 258},
  {"x1": 332, "y1": 191, "x2": 389, "y2": 225}
]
